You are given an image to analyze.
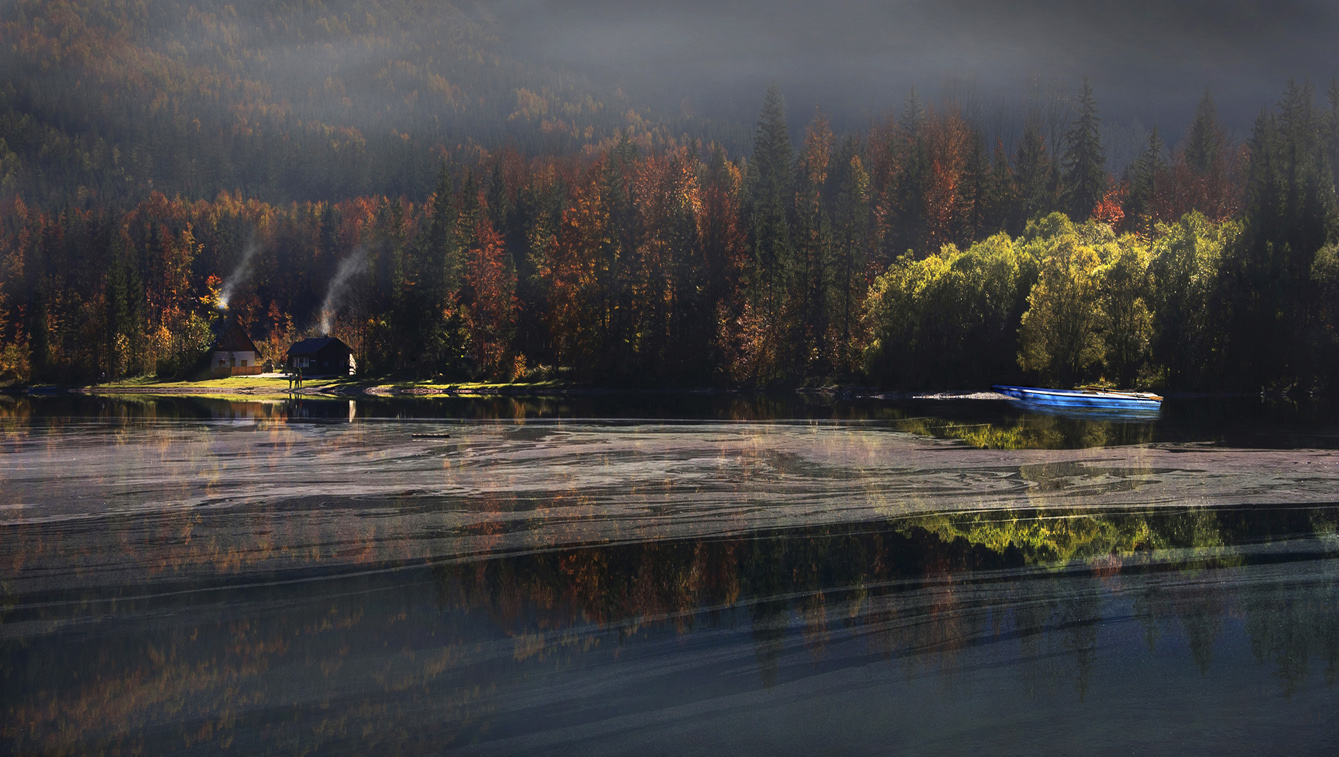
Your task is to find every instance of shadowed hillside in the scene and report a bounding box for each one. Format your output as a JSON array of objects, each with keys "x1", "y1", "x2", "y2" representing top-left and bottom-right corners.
[{"x1": 0, "y1": 0, "x2": 742, "y2": 204}]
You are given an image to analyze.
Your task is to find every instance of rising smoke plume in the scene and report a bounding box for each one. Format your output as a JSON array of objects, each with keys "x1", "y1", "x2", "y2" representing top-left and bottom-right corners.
[
  {"x1": 218, "y1": 236, "x2": 261, "y2": 310},
  {"x1": 318, "y1": 247, "x2": 369, "y2": 334}
]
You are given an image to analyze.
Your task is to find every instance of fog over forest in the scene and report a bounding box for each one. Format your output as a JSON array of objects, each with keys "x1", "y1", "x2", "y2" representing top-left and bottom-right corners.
[
  {"x1": 2, "y1": 0, "x2": 1336, "y2": 193},
  {"x1": 492, "y1": 0, "x2": 1338, "y2": 137}
]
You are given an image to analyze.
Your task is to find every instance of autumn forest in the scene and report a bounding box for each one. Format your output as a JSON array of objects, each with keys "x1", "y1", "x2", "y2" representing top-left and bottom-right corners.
[{"x1": 1, "y1": 1, "x2": 1338, "y2": 391}]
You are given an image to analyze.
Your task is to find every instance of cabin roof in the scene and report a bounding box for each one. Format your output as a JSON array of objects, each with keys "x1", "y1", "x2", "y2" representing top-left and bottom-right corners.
[
  {"x1": 213, "y1": 317, "x2": 259, "y2": 353},
  {"x1": 287, "y1": 336, "x2": 350, "y2": 356}
]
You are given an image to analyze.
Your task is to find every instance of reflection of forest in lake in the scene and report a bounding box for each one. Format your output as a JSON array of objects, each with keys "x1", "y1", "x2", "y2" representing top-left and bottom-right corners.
[
  {"x1": 6, "y1": 506, "x2": 1339, "y2": 754},
  {"x1": 4, "y1": 397, "x2": 1339, "y2": 753}
]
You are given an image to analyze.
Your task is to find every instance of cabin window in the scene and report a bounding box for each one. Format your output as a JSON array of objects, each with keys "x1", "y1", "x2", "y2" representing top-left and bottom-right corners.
[
  {"x1": 219, "y1": 359, "x2": 226, "y2": 367},
  {"x1": 240, "y1": 359, "x2": 247, "y2": 367},
  {"x1": 230, "y1": 357, "x2": 236, "y2": 367}
]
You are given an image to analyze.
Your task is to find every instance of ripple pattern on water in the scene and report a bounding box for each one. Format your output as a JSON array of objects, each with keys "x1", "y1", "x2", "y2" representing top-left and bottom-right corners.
[{"x1": 3, "y1": 420, "x2": 1339, "y2": 589}]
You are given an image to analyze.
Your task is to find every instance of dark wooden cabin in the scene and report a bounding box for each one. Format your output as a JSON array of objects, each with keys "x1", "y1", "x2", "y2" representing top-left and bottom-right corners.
[{"x1": 286, "y1": 336, "x2": 356, "y2": 376}]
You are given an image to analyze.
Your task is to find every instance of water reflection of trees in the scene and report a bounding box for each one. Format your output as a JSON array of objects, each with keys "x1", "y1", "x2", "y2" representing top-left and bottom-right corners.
[
  {"x1": 433, "y1": 505, "x2": 1339, "y2": 694},
  {"x1": 2, "y1": 577, "x2": 496, "y2": 755},
  {"x1": 893, "y1": 412, "x2": 1157, "y2": 449},
  {"x1": 0, "y1": 395, "x2": 1162, "y2": 448},
  {"x1": 1243, "y1": 571, "x2": 1339, "y2": 696},
  {"x1": 8, "y1": 505, "x2": 1339, "y2": 754}
]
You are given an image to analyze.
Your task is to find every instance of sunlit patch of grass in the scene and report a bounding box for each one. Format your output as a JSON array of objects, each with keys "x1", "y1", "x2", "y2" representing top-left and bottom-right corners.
[
  {"x1": 90, "y1": 374, "x2": 335, "y2": 394},
  {"x1": 86, "y1": 375, "x2": 575, "y2": 397}
]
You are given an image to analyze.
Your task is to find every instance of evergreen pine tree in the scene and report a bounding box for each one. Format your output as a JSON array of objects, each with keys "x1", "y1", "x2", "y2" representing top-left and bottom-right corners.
[
  {"x1": 1015, "y1": 120, "x2": 1053, "y2": 222},
  {"x1": 793, "y1": 109, "x2": 833, "y2": 375},
  {"x1": 487, "y1": 155, "x2": 511, "y2": 232},
  {"x1": 1184, "y1": 89, "x2": 1223, "y2": 175},
  {"x1": 424, "y1": 161, "x2": 461, "y2": 300},
  {"x1": 747, "y1": 84, "x2": 794, "y2": 326},
  {"x1": 106, "y1": 241, "x2": 145, "y2": 377},
  {"x1": 1125, "y1": 128, "x2": 1165, "y2": 225},
  {"x1": 1327, "y1": 80, "x2": 1339, "y2": 193},
  {"x1": 892, "y1": 88, "x2": 929, "y2": 255},
  {"x1": 988, "y1": 140, "x2": 1019, "y2": 234},
  {"x1": 900, "y1": 87, "x2": 925, "y2": 134},
  {"x1": 1061, "y1": 77, "x2": 1107, "y2": 222},
  {"x1": 827, "y1": 137, "x2": 870, "y2": 376},
  {"x1": 956, "y1": 134, "x2": 989, "y2": 245}
]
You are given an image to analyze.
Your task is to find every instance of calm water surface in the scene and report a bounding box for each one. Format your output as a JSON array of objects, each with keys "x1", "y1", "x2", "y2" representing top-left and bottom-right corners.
[{"x1": 3, "y1": 394, "x2": 1339, "y2": 754}]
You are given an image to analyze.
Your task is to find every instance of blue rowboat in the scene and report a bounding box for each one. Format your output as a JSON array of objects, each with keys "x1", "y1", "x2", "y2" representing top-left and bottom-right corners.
[{"x1": 992, "y1": 385, "x2": 1162, "y2": 412}]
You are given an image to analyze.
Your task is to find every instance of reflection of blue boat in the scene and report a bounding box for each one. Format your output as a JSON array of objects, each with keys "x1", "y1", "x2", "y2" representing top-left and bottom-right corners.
[{"x1": 992, "y1": 385, "x2": 1162, "y2": 413}]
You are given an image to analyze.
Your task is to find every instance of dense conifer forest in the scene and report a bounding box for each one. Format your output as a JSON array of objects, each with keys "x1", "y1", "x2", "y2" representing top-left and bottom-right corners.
[{"x1": 0, "y1": 1, "x2": 1337, "y2": 391}]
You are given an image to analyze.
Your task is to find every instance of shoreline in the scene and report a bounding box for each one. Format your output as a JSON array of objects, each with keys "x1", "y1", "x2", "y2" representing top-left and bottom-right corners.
[
  {"x1": 2, "y1": 381, "x2": 1268, "y2": 402},
  {"x1": 4, "y1": 378, "x2": 1013, "y2": 401}
]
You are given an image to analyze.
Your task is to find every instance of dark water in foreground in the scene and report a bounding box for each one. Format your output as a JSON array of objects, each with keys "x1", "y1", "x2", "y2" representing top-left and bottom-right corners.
[{"x1": 3, "y1": 394, "x2": 1339, "y2": 754}]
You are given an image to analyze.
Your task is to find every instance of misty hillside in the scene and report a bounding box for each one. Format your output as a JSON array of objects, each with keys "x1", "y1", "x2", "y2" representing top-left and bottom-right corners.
[{"x1": 0, "y1": 0, "x2": 740, "y2": 205}]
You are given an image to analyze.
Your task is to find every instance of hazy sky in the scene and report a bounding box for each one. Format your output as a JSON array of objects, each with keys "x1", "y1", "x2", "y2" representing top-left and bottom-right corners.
[{"x1": 490, "y1": 0, "x2": 1338, "y2": 140}]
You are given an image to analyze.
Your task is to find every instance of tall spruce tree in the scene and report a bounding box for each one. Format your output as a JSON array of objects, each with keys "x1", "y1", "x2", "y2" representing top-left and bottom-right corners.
[
  {"x1": 892, "y1": 88, "x2": 930, "y2": 255},
  {"x1": 417, "y1": 161, "x2": 469, "y2": 375},
  {"x1": 1015, "y1": 120, "x2": 1053, "y2": 223},
  {"x1": 106, "y1": 241, "x2": 145, "y2": 378},
  {"x1": 1326, "y1": 80, "x2": 1339, "y2": 195},
  {"x1": 988, "y1": 140, "x2": 1019, "y2": 234},
  {"x1": 1062, "y1": 77, "x2": 1107, "y2": 222},
  {"x1": 1124, "y1": 128, "x2": 1166, "y2": 225},
  {"x1": 1184, "y1": 89, "x2": 1223, "y2": 175},
  {"x1": 828, "y1": 137, "x2": 870, "y2": 377},
  {"x1": 792, "y1": 108, "x2": 833, "y2": 376},
  {"x1": 424, "y1": 161, "x2": 461, "y2": 299},
  {"x1": 956, "y1": 135, "x2": 990, "y2": 245},
  {"x1": 747, "y1": 84, "x2": 794, "y2": 322}
]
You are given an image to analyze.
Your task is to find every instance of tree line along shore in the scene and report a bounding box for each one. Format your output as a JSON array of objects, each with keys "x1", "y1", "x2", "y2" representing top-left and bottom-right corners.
[{"x1": 1, "y1": 80, "x2": 1336, "y2": 394}]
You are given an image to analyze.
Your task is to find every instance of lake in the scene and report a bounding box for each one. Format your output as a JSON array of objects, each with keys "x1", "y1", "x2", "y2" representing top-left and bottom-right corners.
[{"x1": 3, "y1": 393, "x2": 1339, "y2": 754}]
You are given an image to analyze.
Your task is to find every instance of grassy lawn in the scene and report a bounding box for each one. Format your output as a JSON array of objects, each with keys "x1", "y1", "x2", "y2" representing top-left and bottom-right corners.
[
  {"x1": 84, "y1": 374, "x2": 573, "y2": 396},
  {"x1": 95, "y1": 374, "x2": 332, "y2": 389},
  {"x1": 361, "y1": 379, "x2": 570, "y2": 392}
]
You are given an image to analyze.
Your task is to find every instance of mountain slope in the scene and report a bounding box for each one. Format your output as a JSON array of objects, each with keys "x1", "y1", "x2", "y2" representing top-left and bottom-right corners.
[{"x1": 0, "y1": 0, "x2": 726, "y2": 204}]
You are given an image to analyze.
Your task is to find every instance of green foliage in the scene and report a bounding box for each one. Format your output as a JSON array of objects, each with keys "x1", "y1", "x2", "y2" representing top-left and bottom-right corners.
[
  {"x1": 1014, "y1": 216, "x2": 1161, "y2": 387},
  {"x1": 156, "y1": 310, "x2": 217, "y2": 379},
  {"x1": 1147, "y1": 212, "x2": 1236, "y2": 388},
  {"x1": 1018, "y1": 215, "x2": 1106, "y2": 384},
  {"x1": 865, "y1": 232, "x2": 1039, "y2": 387},
  {"x1": 1098, "y1": 238, "x2": 1154, "y2": 387}
]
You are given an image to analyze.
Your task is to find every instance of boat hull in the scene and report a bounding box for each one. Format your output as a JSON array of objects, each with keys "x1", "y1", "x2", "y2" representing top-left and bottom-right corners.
[{"x1": 992, "y1": 385, "x2": 1162, "y2": 412}]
